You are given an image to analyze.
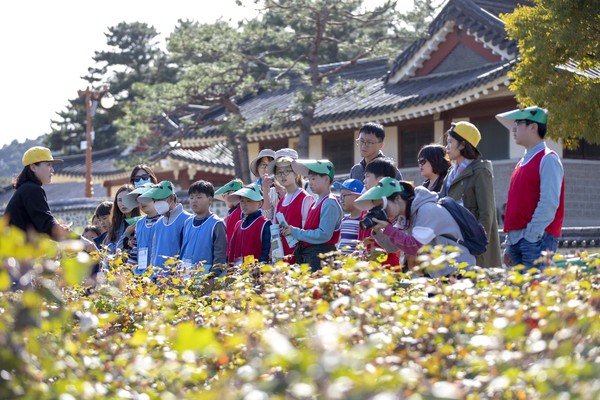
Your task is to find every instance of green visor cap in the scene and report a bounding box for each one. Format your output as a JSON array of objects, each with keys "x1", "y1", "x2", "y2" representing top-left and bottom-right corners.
[
  {"x1": 214, "y1": 180, "x2": 244, "y2": 201},
  {"x1": 138, "y1": 181, "x2": 175, "y2": 204},
  {"x1": 292, "y1": 159, "x2": 335, "y2": 181},
  {"x1": 495, "y1": 106, "x2": 547, "y2": 130},
  {"x1": 226, "y1": 184, "x2": 263, "y2": 203},
  {"x1": 125, "y1": 216, "x2": 144, "y2": 226},
  {"x1": 122, "y1": 183, "x2": 154, "y2": 210},
  {"x1": 354, "y1": 177, "x2": 403, "y2": 211}
]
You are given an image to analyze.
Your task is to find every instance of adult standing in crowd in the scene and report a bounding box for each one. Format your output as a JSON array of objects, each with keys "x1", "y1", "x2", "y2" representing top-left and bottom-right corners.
[
  {"x1": 417, "y1": 144, "x2": 451, "y2": 193},
  {"x1": 4, "y1": 147, "x2": 70, "y2": 240},
  {"x1": 440, "y1": 122, "x2": 502, "y2": 268},
  {"x1": 350, "y1": 122, "x2": 402, "y2": 182},
  {"x1": 129, "y1": 165, "x2": 158, "y2": 188},
  {"x1": 496, "y1": 106, "x2": 564, "y2": 270}
]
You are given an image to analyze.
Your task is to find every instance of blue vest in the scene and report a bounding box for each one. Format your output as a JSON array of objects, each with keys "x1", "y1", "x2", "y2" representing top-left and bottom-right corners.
[
  {"x1": 180, "y1": 214, "x2": 224, "y2": 275},
  {"x1": 151, "y1": 210, "x2": 192, "y2": 272},
  {"x1": 133, "y1": 215, "x2": 159, "y2": 274}
]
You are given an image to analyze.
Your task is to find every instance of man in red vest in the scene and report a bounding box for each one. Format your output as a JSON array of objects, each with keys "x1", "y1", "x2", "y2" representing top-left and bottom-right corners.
[{"x1": 496, "y1": 106, "x2": 564, "y2": 270}]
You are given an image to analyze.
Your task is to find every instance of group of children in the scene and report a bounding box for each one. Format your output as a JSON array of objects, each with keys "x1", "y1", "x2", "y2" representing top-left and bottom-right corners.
[{"x1": 83, "y1": 149, "x2": 363, "y2": 278}]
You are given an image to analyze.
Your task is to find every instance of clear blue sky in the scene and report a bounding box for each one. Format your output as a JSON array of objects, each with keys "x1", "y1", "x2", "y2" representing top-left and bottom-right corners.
[{"x1": 0, "y1": 0, "x2": 411, "y2": 148}]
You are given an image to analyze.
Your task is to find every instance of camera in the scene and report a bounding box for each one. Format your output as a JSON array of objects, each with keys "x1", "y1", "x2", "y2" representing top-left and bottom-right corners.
[{"x1": 360, "y1": 205, "x2": 387, "y2": 230}]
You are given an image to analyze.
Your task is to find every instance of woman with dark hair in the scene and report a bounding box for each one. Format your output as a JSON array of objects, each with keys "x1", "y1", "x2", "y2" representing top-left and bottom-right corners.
[
  {"x1": 440, "y1": 121, "x2": 502, "y2": 268},
  {"x1": 4, "y1": 147, "x2": 70, "y2": 240},
  {"x1": 355, "y1": 177, "x2": 475, "y2": 277},
  {"x1": 129, "y1": 165, "x2": 158, "y2": 188},
  {"x1": 417, "y1": 144, "x2": 451, "y2": 193},
  {"x1": 105, "y1": 184, "x2": 141, "y2": 253}
]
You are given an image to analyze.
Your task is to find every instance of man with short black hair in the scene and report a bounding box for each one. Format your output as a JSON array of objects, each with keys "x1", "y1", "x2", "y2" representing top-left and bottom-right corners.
[
  {"x1": 496, "y1": 106, "x2": 564, "y2": 270},
  {"x1": 350, "y1": 122, "x2": 402, "y2": 181}
]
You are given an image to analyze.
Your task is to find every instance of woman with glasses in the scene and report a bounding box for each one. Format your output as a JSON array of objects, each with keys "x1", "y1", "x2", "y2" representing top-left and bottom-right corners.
[
  {"x1": 129, "y1": 165, "x2": 158, "y2": 188},
  {"x1": 267, "y1": 149, "x2": 315, "y2": 261},
  {"x1": 249, "y1": 149, "x2": 279, "y2": 220},
  {"x1": 440, "y1": 122, "x2": 502, "y2": 268},
  {"x1": 417, "y1": 144, "x2": 451, "y2": 193}
]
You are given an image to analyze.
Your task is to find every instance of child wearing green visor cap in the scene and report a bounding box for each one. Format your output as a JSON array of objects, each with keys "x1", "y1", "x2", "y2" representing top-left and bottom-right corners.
[
  {"x1": 280, "y1": 159, "x2": 343, "y2": 272},
  {"x1": 138, "y1": 181, "x2": 192, "y2": 276},
  {"x1": 226, "y1": 184, "x2": 272, "y2": 266},
  {"x1": 214, "y1": 179, "x2": 244, "y2": 257},
  {"x1": 495, "y1": 106, "x2": 564, "y2": 270},
  {"x1": 355, "y1": 177, "x2": 475, "y2": 277}
]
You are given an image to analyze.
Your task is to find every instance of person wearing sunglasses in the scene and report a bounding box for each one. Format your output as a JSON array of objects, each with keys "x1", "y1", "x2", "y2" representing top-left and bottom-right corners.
[
  {"x1": 417, "y1": 144, "x2": 451, "y2": 193},
  {"x1": 440, "y1": 121, "x2": 502, "y2": 269},
  {"x1": 496, "y1": 106, "x2": 564, "y2": 271},
  {"x1": 350, "y1": 122, "x2": 402, "y2": 182},
  {"x1": 129, "y1": 165, "x2": 158, "y2": 188}
]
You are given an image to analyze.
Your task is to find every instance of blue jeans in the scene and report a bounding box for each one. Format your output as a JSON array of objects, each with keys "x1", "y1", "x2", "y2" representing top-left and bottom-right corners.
[{"x1": 506, "y1": 232, "x2": 559, "y2": 270}]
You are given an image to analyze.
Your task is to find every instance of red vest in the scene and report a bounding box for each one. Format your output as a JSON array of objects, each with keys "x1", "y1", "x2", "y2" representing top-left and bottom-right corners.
[
  {"x1": 300, "y1": 194, "x2": 341, "y2": 247},
  {"x1": 224, "y1": 205, "x2": 243, "y2": 254},
  {"x1": 227, "y1": 214, "x2": 269, "y2": 265},
  {"x1": 277, "y1": 189, "x2": 313, "y2": 259},
  {"x1": 504, "y1": 148, "x2": 564, "y2": 236}
]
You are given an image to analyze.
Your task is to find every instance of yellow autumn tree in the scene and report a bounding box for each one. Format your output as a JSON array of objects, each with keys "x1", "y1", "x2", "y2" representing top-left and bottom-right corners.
[{"x1": 502, "y1": 0, "x2": 600, "y2": 147}]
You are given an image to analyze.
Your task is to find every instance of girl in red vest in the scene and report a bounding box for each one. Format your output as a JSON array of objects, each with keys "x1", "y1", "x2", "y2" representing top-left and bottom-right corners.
[
  {"x1": 226, "y1": 184, "x2": 272, "y2": 266},
  {"x1": 280, "y1": 160, "x2": 343, "y2": 272},
  {"x1": 267, "y1": 149, "x2": 315, "y2": 262}
]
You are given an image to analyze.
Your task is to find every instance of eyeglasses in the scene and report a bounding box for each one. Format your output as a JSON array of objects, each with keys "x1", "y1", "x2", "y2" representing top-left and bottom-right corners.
[
  {"x1": 340, "y1": 193, "x2": 357, "y2": 200},
  {"x1": 258, "y1": 163, "x2": 270, "y2": 170},
  {"x1": 132, "y1": 174, "x2": 150, "y2": 182},
  {"x1": 355, "y1": 138, "x2": 382, "y2": 147},
  {"x1": 515, "y1": 120, "x2": 531, "y2": 126},
  {"x1": 276, "y1": 169, "x2": 294, "y2": 177},
  {"x1": 417, "y1": 158, "x2": 427, "y2": 166}
]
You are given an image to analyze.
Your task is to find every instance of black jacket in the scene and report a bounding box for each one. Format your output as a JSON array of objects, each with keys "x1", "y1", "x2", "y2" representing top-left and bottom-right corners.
[{"x1": 4, "y1": 181, "x2": 58, "y2": 237}]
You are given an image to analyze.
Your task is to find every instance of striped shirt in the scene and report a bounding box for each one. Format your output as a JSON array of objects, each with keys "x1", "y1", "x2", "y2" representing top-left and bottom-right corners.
[{"x1": 337, "y1": 215, "x2": 361, "y2": 254}]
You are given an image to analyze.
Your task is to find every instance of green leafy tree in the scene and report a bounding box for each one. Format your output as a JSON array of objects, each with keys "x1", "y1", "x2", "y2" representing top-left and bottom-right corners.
[
  {"x1": 502, "y1": 0, "x2": 600, "y2": 146},
  {"x1": 251, "y1": 0, "x2": 437, "y2": 157},
  {"x1": 45, "y1": 22, "x2": 175, "y2": 155},
  {"x1": 118, "y1": 19, "x2": 291, "y2": 182}
]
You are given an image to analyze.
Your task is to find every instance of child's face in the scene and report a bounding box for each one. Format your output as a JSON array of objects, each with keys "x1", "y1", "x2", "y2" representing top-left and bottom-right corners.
[
  {"x1": 82, "y1": 230, "x2": 99, "y2": 241},
  {"x1": 140, "y1": 201, "x2": 157, "y2": 217},
  {"x1": 116, "y1": 190, "x2": 133, "y2": 214},
  {"x1": 223, "y1": 191, "x2": 238, "y2": 208},
  {"x1": 96, "y1": 214, "x2": 111, "y2": 233},
  {"x1": 275, "y1": 165, "x2": 296, "y2": 188},
  {"x1": 239, "y1": 197, "x2": 262, "y2": 215},
  {"x1": 308, "y1": 173, "x2": 330, "y2": 196},
  {"x1": 340, "y1": 189, "x2": 359, "y2": 213},
  {"x1": 189, "y1": 192, "x2": 212, "y2": 216},
  {"x1": 363, "y1": 172, "x2": 381, "y2": 190}
]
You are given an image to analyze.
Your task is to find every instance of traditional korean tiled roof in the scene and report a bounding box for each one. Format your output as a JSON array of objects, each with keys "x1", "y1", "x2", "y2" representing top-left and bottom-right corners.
[
  {"x1": 179, "y1": 0, "x2": 525, "y2": 146},
  {"x1": 385, "y1": 0, "x2": 529, "y2": 82},
  {"x1": 182, "y1": 56, "x2": 515, "y2": 145},
  {"x1": 166, "y1": 142, "x2": 234, "y2": 175},
  {"x1": 52, "y1": 146, "x2": 131, "y2": 179}
]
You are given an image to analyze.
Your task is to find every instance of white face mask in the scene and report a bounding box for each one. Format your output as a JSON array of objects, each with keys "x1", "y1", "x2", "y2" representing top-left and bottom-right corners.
[
  {"x1": 154, "y1": 200, "x2": 170, "y2": 215},
  {"x1": 134, "y1": 178, "x2": 151, "y2": 188}
]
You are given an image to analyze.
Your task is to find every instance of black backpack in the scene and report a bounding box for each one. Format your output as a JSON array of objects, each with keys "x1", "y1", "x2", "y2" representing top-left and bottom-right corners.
[{"x1": 437, "y1": 196, "x2": 488, "y2": 256}]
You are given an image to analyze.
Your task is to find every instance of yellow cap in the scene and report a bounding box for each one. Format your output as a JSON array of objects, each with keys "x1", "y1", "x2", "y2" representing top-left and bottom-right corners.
[
  {"x1": 22, "y1": 146, "x2": 64, "y2": 167},
  {"x1": 451, "y1": 121, "x2": 481, "y2": 148}
]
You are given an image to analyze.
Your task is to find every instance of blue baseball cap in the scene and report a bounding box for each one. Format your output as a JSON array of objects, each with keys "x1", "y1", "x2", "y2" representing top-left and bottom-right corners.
[{"x1": 333, "y1": 178, "x2": 364, "y2": 194}]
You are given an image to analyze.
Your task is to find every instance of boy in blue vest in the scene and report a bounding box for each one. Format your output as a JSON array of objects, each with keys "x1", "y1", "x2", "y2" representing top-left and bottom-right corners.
[
  {"x1": 226, "y1": 184, "x2": 272, "y2": 266},
  {"x1": 138, "y1": 181, "x2": 192, "y2": 277},
  {"x1": 281, "y1": 160, "x2": 343, "y2": 271},
  {"x1": 122, "y1": 183, "x2": 160, "y2": 275},
  {"x1": 180, "y1": 180, "x2": 227, "y2": 277}
]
